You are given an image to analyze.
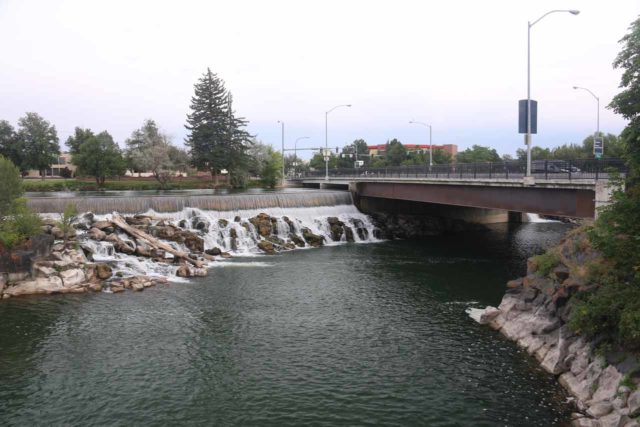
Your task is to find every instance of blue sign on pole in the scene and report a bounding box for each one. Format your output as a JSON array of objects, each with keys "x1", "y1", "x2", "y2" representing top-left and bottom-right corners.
[{"x1": 518, "y1": 100, "x2": 537, "y2": 134}]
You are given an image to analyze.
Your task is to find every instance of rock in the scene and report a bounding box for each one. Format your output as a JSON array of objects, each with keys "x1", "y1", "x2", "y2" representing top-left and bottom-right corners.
[
  {"x1": 229, "y1": 228, "x2": 238, "y2": 239},
  {"x1": 3, "y1": 276, "x2": 64, "y2": 296},
  {"x1": 598, "y1": 412, "x2": 628, "y2": 427},
  {"x1": 553, "y1": 264, "x2": 571, "y2": 282},
  {"x1": 289, "y1": 233, "x2": 306, "y2": 247},
  {"x1": 205, "y1": 247, "x2": 222, "y2": 256},
  {"x1": 301, "y1": 228, "x2": 324, "y2": 247},
  {"x1": 131, "y1": 282, "x2": 144, "y2": 291},
  {"x1": 135, "y1": 239, "x2": 152, "y2": 257},
  {"x1": 234, "y1": 216, "x2": 241, "y2": 223},
  {"x1": 257, "y1": 240, "x2": 276, "y2": 255},
  {"x1": 218, "y1": 219, "x2": 229, "y2": 228},
  {"x1": 92, "y1": 220, "x2": 114, "y2": 233},
  {"x1": 60, "y1": 269, "x2": 86, "y2": 287},
  {"x1": 572, "y1": 418, "x2": 601, "y2": 427},
  {"x1": 479, "y1": 306, "x2": 501, "y2": 325},
  {"x1": 628, "y1": 391, "x2": 640, "y2": 417},
  {"x1": 125, "y1": 215, "x2": 152, "y2": 227},
  {"x1": 587, "y1": 401, "x2": 614, "y2": 418},
  {"x1": 220, "y1": 252, "x2": 232, "y2": 259},
  {"x1": 176, "y1": 265, "x2": 191, "y2": 277},
  {"x1": 507, "y1": 278, "x2": 523, "y2": 289},
  {"x1": 51, "y1": 226, "x2": 65, "y2": 239},
  {"x1": 88, "y1": 282, "x2": 102, "y2": 292},
  {"x1": 110, "y1": 283, "x2": 125, "y2": 293},
  {"x1": 184, "y1": 233, "x2": 204, "y2": 253},
  {"x1": 96, "y1": 263, "x2": 112, "y2": 280},
  {"x1": 33, "y1": 263, "x2": 56, "y2": 278},
  {"x1": 592, "y1": 366, "x2": 623, "y2": 404},
  {"x1": 282, "y1": 216, "x2": 295, "y2": 233},
  {"x1": 178, "y1": 219, "x2": 187, "y2": 228},
  {"x1": 249, "y1": 213, "x2": 273, "y2": 237},
  {"x1": 88, "y1": 227, "x2": 107, "y2": 241}
]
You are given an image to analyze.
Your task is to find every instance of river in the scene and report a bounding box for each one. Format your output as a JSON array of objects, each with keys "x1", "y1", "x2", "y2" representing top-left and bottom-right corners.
[{"x1": 0, "y1": 221, "x2": 573, "y2": 426}]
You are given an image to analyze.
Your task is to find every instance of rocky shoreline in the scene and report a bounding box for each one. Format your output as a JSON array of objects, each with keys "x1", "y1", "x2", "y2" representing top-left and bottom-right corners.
[{"x1": 474, "y1": 231, "x2": 640, "y2": 427}]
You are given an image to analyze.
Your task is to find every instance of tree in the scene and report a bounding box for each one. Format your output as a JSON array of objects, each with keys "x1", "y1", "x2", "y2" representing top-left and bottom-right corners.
[
  {"x1": 74, "y1": 131, "x2": 126, "y2": 187},
  {"x1": 0, "y1": 120, "x2": 21, "y2": 168},
  {"x1": 433, "y1": 149, "x2": 452, "y2": 164},
  {"x1": 16, "y1": 112, "x2": 60, "y2": 180},
  {"x1": 126, "y1": 120, "x2": 181, "y2": 187},
  {"x1": 57, "y1": 202, "x2": 78, "y2": 246},
  {"x1": 457, "y1": 145, "x2": 500, "y2": 163},
  {"x1": 65, "y1": 127, "x2": 95, "y2": 155},
  {"x1": 385, "y1": 139, "x2": 407, "y2": 166},
  {"x1": 0, "y1": 156, "x2": 23, "y2": 217},
  {"x1": 260, "y1": 146, "x2": 283, "y2": 188},
  {"x1": 185, "y1": 68, "x2": 252, "y2": 186},
  {"x1": 309, "y1": 152, "x2": 337, "y2": 170},
  {"x1": 337, "y1": 139, "x2": 370, "y2": 168},
  {"x1": 581, "y1": 133, "x2": 625, "y2": 158}
]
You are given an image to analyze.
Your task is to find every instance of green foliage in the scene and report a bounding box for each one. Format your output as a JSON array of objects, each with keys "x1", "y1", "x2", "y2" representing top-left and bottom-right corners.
[
  {"x1": 385, "y1": 139, "x2": 407, "y2": 166},
  {"x1": 58, "y1": 202, "x2": 78, "y2": 245},
  {"x1": 65, "y1": 127, "x2": 94, "y2": 155},
  {"x1": 457, "y1": 145, "x2": 500, "y2": 163},
  {"x1": 0, "y1": 198, "x2": 42, "y2": 251},
  {"x1": 569, "y1": 282, "x2": 640, "y2": 348},
  {"x1": 531, "y1": 249, "x2": 560, "y2": 277},
  {"x1": 185, "y1": 68, "x2": 252, "y2": 185},
  {"x1": 16, "y1": 112, "x2": 60, "y2": 177},
  {"x1": 260, "y1": 146, "x2": 283, "y2": 189},
  {"x1": 0, "y1": 155, "x2": 24, "y2": 217},
  {"x1": 74, "y1": 131, "x2": 126, "y2": 187},
  {"x1": 0, "y1": 120, "x2": 22, "y2": 167}
]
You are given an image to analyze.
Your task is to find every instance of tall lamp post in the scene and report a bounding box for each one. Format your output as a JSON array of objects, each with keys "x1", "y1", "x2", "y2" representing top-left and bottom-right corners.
[
  {"x1": 409, "y1": 120, "x2": 433, "y2": 168},
  {"x1": 525, "y1": 9, "x2": 580, "y2": 178},
  {"x1": 573, "y1": 86, "x2": 600, "y2": 153},
  {"x1": 277, "y1": 120, "x2": 285, "y2": 186},
  {"x1": 325, "y1": 104, "x2": 351, "y2": 180},
  {"x1": 294, "y1": 136, "x2": 310, "y2": 177}
]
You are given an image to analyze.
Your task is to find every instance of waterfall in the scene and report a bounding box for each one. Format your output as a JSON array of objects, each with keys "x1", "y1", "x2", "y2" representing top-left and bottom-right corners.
[{"x1": 27, "y1": 191, "x2": 353, "y2": 214}]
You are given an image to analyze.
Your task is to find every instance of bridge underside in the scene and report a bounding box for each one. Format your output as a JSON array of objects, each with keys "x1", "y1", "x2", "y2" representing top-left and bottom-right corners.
[{"x1": 354, "y1": 182, "x2": 595, "y2": 218}]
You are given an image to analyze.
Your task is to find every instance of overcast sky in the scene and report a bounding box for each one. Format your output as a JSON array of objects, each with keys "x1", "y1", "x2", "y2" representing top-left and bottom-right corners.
[{"x1": 1, "y1": 0, "x2": 639, "y2": 158}]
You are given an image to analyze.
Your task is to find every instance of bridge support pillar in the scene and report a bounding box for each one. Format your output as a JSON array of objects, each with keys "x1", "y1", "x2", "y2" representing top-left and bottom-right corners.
[{"x1": 508, "y1": 211, "x2": 526, "y2": 223}]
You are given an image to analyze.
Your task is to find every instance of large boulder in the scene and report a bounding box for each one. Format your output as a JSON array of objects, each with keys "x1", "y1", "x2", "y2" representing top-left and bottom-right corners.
[
  {"x1": 249, "y1": 213, "x2": 272, "y2": 237},
  {"x1": 3, "y1": 276, "x2": 65, "y2": 296},
  {"x1": 96, "y1": 263, "x2": 113, "y2": 280},
  {"x1": 205, "y1": 247, "x2": 222, "y2": 256},
  {"x1": 183, "y1": 233, "x2": 204, "y2": 253},
  {"x1": 301, "y1": 228, "x2": 324, "y2": 247},
  {"x1": 125, "y1": 215, "x2": 152, "y2": 227},
  {"x1": 257, "y1": 240, "x2": 276, "y2": 254},
  {"x1": 176, "y1": 264, "x2": 192, "y2": 277},
  {"x1": 289, "y1": 233, "x2": 305, "y2": 247},
  {"x1": 88, "y1": 227, "x2": 107, "y2": 241},
  {"x1": 60, "y1": 268, "x2": 86, "y2": 287}
]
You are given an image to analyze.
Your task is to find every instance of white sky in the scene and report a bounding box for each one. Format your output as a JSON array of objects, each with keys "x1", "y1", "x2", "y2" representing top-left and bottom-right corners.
[{"x1": 1, "y1": 0, "x2": 639, "y2": 159}]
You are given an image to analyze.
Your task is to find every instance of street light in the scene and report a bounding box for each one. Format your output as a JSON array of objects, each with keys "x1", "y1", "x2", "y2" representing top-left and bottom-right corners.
[
  {"x1": 294, "y1": 136, "x2": 310, "y2": 177},
  {"x1": 325, "y1": 104, "x2": 351, "y2": 180},
  {"x1": 573, "y1": 86, "x2": 600, "y2": 147},
  {"x1": 277, "y1": 120, "x2": 284, "y2": 186},
  {"x1": 409, "y1": 120, "x2": 433, "y2": 168},
  {"x1": 525, "y1": 9, "x2": 580, "y2": 178}
]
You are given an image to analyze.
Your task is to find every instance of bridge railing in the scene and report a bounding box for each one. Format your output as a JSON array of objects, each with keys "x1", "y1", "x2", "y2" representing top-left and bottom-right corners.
[{"x1": 297, "y1": 158, "x2": 626, "y2": 181}]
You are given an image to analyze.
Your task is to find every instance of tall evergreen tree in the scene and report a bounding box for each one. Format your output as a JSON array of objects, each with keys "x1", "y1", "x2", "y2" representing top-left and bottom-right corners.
[
  {"x1": 185, "y1": 68, "x2": 252, "y2": 186},
  {"x1": 16, "y1": 112, "x2": 60, "y2": 180}
]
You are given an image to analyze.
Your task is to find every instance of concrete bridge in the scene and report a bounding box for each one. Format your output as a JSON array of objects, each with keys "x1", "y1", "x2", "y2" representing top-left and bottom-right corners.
[{"x1": 292, "y1": 159, "x2": 624, "y2": 222}]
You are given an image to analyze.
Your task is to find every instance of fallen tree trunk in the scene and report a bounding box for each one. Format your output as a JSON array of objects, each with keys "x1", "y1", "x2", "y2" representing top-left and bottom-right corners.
[{"x1": 111, "y1": 214, "x2": 204, "y2": 268}]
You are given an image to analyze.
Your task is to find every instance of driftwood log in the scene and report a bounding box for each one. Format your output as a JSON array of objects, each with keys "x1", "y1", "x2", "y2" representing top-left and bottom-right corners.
[{"x1": 111, "y1": 214, "x2": 204, "y2": 268}]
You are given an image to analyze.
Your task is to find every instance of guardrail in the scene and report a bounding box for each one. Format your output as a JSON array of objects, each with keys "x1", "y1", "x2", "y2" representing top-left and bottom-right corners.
[{"x1": 296, "y1": 158, "x2": 626, "y2": 181}]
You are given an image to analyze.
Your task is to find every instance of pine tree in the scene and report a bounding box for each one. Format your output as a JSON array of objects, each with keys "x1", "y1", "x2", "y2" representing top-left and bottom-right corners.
[{"x1": 185, "y1": 68, "x2": 251, "y2": 186}]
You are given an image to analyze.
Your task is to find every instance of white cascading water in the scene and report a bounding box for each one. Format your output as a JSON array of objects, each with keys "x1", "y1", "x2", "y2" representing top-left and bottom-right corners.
[{"x1": 78, "y1": 204, "x2": 380, "y2": 281}]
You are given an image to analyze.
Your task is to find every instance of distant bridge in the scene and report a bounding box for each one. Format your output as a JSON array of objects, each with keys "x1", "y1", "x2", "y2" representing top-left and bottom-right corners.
[{"x1": 292, "y1": 158, "x2": 625, "y2": 220}]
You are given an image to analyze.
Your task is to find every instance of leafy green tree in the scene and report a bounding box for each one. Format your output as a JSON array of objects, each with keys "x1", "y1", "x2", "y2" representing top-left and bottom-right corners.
[
  {"x1": 569, "y1": 17, "x2": 640, "y2": 348},
  {"x1": 74, "y1": 131, "x2": 126, "y2": 187},
  {"x1": 0, "y1": 120, "x2": 22, "y2": 168},
  {"x1": 581, "y1": 133, "x2": 625, "y2": 158},
  {"x1": 65, "y1": 127, "x2": 95, "y2": 155},
  {"x1": 433, "y1": 149, "x2": 452, "y2": 164},
  {"x1": 385, "y1": 139, "x2": 407, "y2": 166},
  {"x1": 16, "y1": 112, "x2": 60, "y2": 179},
  {"x1": 457, "y1": 145, "x2": 500, "y2": 163},
  {"x1": 309, "y1": 152, "x2": 338, "y2": 170},
  {"x1": 0, "y1": 156, "x2": 23, "y2": 217},
  {"x1": 260, "y1": 146, "x2": 283, "y2": 188},
  {"x1": 0, "y1": 198, "x2": 41, "y2": 251},
  {"x1": 185, "y1": 68, "x2": 252, "y2": 186}
]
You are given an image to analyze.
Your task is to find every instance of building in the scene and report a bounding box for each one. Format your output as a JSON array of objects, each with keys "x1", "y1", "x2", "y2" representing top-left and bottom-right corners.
[
  {"x1": 24, "y1": 153, "x2": 77, "y2": 178},
  {"x1": 367, "y1": 144, "x2": 458, "y2": 158}
]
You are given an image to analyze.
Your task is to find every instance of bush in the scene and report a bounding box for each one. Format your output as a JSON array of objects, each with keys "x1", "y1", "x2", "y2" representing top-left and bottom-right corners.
[
  {"x1": 0, "y1": 198, "x2": 42, "y2": 251},
  {"x1": 569, "y1": 281, "x2": 640, "y2": 349},
  {"x1": 531, "y1": 249, "x2": 560, "y2": 277},
  {"x1": 0, "y1": 155, "x2": 23, "y2": 216}
]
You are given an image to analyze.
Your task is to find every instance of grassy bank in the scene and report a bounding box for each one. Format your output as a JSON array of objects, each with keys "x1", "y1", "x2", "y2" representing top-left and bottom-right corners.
[{"x1": 23, "y1": 178, "x2": 264, "y2": 192}]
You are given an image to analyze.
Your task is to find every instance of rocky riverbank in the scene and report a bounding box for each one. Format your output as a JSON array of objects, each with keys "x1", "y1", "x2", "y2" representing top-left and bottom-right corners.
[{"x1": 473, "y1": 230, "x2": 640, "y2": 427}]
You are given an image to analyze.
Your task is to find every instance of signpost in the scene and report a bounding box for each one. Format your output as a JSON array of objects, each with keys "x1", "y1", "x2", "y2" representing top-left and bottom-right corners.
[{"x1": 594, "y1": 137, "x2": 604, "y2": 159}]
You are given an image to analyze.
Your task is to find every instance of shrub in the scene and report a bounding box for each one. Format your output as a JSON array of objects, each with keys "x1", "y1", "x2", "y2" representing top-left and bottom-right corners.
[
  {"x1": 0, "y1": 198, "x2": 42, "y2": 251},
  {"x1": 0, "y1": 155, "x2": 23, "y2": 217},
  {"x1": 531, "y1": 249, "x2": 560, "y2": 277},
  {"x1": 57, "y1": 202, "x2": 78, "y2": 245}
]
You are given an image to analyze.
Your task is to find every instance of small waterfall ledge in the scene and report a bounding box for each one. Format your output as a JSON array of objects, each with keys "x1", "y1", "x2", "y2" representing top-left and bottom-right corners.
[{"x1": 27, "y1": 190, "x2": 353, "y2": 214}]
